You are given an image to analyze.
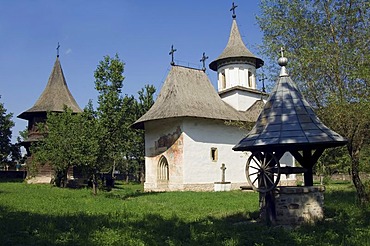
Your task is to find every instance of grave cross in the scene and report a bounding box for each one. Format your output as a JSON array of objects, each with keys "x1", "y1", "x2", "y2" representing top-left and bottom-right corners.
[
  {"x1": 220, "y1": 163, "x2": 227, "y2": 183},
  {"x1": 200, "y1": 52, "x2": 208, "y2": 71},
  {"x1": 169, "y1": 45, "x2": 177, "y2": 65},
  {"x1": 230, "y1": 2, "x2": 238, "y2": 19},
  {"x1": 56, "y1": 42, "x2": 60, "y2": 57}
]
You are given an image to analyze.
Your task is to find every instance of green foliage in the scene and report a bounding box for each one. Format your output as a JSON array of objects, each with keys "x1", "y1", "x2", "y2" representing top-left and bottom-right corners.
[
  {"x1": 0, "y1": 182, "x2": 369, "y2": 245},
  {"x1": 0, "y1": 96, "x2": 19, "y2": 166},
  {"x1": 31, "y1": 107, "x2": 92, "y2": 187},
  {"x1": 258, "y1": 0, "x2": 370, "y2": 204}
]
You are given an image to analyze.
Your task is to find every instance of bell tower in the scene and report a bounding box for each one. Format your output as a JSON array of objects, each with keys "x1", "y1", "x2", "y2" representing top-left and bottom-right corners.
[{"x1": 209, "y1": 3, "x2": 265, "y2": 111}]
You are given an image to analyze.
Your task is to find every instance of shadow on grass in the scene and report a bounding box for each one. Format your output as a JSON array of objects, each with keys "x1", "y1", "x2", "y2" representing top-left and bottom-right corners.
[
  {"x1": 1, "y1": 201, "x2": 369, "y2": 246},
  {"x1": 0, "y1": 204, "x2": 294, "y2": 246}
]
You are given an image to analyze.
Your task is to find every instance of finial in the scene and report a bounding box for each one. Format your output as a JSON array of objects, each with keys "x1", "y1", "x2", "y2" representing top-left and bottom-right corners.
[
  {"x1": 278, "y1": 47, "x2": 288, "y2": 76},
  {"x1": 230, "y1": 2, "x2": 238, "y2": 19},
  {"x1": 200, "y1": 52, "x2": 209, "y2": 72},
  {"x1": 169, "y1": 45, "x2": 177, "y2": 66},
  {"x1": 56, "y1": 42, "x2": 60, "y2": 58}
]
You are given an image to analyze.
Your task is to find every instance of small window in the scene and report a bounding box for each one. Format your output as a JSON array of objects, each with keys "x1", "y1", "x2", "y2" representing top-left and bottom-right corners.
[
  {"x1": 211, "y1": 148, "x2": 218, "y2": 162},
  {"x1": 248, "y1": 71, "x2": 252, "y2": 87},
  {"x1": 221, "y1": 72, "x2": 226, "y2": 89}
]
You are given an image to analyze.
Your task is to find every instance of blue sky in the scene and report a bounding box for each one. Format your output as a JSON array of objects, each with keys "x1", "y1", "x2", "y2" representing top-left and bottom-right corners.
[{"x1": 0, "y1": 1, "x2": 268, "y2": 143}]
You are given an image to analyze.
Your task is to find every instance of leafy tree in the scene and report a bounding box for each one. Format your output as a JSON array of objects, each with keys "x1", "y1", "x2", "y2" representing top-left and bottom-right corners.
[
  {"x1": 132, "y1": 84, "x2": 156, "y2": 183},
  {"x1": 94, "y1": 54, "x2": 128, "y2": 176},
  {"x1": 0, "y1": 96, "x2": 19, "y2": 167},
  {"x1": 32, "y1": 107, "x2": 84, "y2": 187},
  {"x1": 258, "y1": 0, "x2": 370, "y2": 204}
]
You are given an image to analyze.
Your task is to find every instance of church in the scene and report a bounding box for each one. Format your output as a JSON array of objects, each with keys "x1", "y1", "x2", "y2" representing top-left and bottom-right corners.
[{"x1": 133, "y1": 6, "x2": 295, "y2": 191}]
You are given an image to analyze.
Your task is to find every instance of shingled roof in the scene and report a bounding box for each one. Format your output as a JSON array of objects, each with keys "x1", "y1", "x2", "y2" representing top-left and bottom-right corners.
[
  {"x1": 18, "y1": 57, "x2": 82, "y2": 120},
  {"x1": 133, "y1": 65, "x2": 254, "y2": 129},
  {"x1": 233, "y1": 56, "x2": 347, "y2": 152},
  {"x1": 209, "y1": 19, "x2": 264, "y2": 71}
]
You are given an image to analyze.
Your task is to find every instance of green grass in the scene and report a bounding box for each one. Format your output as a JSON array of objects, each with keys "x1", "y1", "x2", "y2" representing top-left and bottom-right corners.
[{"x1": 0, "y1": 181, "x2": 369, "y2": 245}]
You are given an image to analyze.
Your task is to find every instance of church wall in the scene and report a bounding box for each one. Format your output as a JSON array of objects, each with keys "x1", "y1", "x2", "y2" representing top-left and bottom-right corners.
[
  {"x1": 221, "y1": 90, "x2": 264, "y2": 111},
  {"x1": 218, "y1": 64, "x2": 256, "y2": 91},
  {"x1": 182, "y1": 118, "x2": 250, "y2": 190},
  {"x1": 143, "y1": 119, "x2": 185, "y2": 191}
]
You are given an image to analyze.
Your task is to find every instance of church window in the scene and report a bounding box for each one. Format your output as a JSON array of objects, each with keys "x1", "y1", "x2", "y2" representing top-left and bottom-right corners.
[
  {"x1": 248, "y1": 71, "x2": 252, "y2": 87},
  {"x1": 211, "y1": 148, "x2": 218, "y2": 162},
  {"x1": 221, "y1": 72, "x2": 226, "y2": 89},
  {"x1": 158, "y1": 155, "x2": 169, "y2": 181}
]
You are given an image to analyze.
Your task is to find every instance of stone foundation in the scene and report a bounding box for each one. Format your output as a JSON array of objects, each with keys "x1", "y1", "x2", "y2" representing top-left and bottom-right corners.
[
  {"x1": 214, "y1": 182, "x2": 231, "y2": 191},
  {"x1": 274, "y1": 186, "x2": 325, "y2": 226}
]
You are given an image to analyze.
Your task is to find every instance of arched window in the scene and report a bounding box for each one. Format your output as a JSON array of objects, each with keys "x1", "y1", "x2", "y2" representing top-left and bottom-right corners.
[
  {"x1": 158, "y1": 156, "x2": 169, "y2": 181},
  {"x1": 248, "y1": 71, "x2": 252, "y2": 87}
]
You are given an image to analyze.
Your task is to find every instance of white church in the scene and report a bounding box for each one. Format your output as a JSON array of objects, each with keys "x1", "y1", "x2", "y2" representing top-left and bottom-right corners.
[{"x1": 133, "y1": 8, "x2": 295, "y2": 192}]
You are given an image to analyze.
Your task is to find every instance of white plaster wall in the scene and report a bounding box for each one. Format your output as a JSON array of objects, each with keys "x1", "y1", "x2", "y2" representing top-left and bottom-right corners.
[
  {"x1": 182, "y1": 118, "x2": 249, "y2": 185},
  {"x1": 221, "y1": 90, "x2": 264, "y2": 111},
  {"x1": 218, "y1": 64, "x2": 256, "y2": 91},
  {"x1": 144, "y1": 118, "x2": 184, "y2": 191}
]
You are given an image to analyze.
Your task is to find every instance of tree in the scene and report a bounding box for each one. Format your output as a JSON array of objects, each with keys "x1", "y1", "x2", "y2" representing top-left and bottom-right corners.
[
  {"x1": 0, "y1": 96, "x2": 19, "y2": 167},
  {"x1": 132, "y1": 84, "x2": 156, "y2": 183},
  {"x1": 258, "y1": 0, "x2": 370, "y2": 204},
  {"x1": 94, "y1": 54, "x2": 128, "y2": 177},
  {"x1": 32, "y1": 107, "x2": 85, "y2": 187}
]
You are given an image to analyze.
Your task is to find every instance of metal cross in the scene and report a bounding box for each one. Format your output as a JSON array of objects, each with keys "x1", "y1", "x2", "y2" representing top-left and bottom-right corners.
[
  {"x1": 200, "y1": 52, "x2": 208, "y2": 71},
  {"x1": 280, "y1": 47, "x2": 285, "y2": 58},
  {"x1": 230, "y1": 2, "x2": 238, "y2": 19},
  {"x1": 259, "y1": 74, "x2": 267, "y2": 93},
  {"x1": 169, "y1": 45, "x2": 177, "y2": 66},
  {"x1": 56, "y1": 42, "x2": 60, "y2": 57},
  {"x1": 221, "y1": 163, "x2": 227, "y2": 183}
]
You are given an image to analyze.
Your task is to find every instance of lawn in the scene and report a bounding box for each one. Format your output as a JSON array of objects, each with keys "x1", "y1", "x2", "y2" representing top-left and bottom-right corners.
[{"x1": 0, "y1": 181, "x2": 369, "y2": 246}]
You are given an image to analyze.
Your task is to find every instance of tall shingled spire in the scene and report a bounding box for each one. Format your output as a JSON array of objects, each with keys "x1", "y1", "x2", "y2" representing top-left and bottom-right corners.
[
  {"x1": 209, "y1": 9, "x2": 263, "y2": 71},
  {"x1": 18, "y1": 57, "x2": 82, "y2": 120}
]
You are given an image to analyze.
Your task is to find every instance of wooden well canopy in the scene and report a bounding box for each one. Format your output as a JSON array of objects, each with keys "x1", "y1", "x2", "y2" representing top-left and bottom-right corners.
[{"x1": 233, "y1": 50, "x2": 347, "y2": 186}]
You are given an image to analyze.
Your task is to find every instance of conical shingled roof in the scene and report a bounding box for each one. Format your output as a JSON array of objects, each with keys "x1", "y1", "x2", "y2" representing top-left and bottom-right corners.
[
  {"x1": 18, "y1": 57, "x2": 82, "y2": 120},
  {"x1": 233, "y1": 58, "x2": 347, "y2": 152},
  {"x1": 209, "y1": 19, "x2": 264, "y2": 71},
  {"x1": 133, "y1": 65, "x2": 252, "y2": 129}
]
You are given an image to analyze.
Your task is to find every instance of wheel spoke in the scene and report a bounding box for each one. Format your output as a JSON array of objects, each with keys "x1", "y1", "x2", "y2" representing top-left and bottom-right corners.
[
  {"x1": 265, "y1": 174, "x2": 274, "y2": 185},
  {"x1": 252, "y1": 157, "x2": 262, "y2": 169},
  {"x1": 249, "y1": 171, "x2": 260, "y2": 176},
  {"x1": 252, "y1": 175, "x2": 259, "y2": 185},
  {"x1": 249, "y1": 165, "x2": 260, "y2": 170}
]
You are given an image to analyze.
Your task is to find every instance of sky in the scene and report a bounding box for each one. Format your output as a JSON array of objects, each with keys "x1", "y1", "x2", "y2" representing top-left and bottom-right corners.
[{"x1": 0, "y1": 1, "x2": 269, "y2": 143}]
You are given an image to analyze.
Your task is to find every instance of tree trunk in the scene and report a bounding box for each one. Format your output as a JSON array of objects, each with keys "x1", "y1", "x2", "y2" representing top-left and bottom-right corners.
[
  {"x1": 92, "y1": 173, "x2": 98, "y2": 196},
  {"x1": 351, "y1": 155, "x2": 369, "y2": 205}
]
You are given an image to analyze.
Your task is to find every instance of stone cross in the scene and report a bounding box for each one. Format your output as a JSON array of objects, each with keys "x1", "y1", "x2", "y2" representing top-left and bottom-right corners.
[
  {"x1": 230, "y1": 2, "x2": 238, "y2": 19},
  {"x1": 221, "y1": 163, "x2": 227, "y2": 182},
  {"x1": 169, "y1": 45, "x2": 177, "y2": 65},
  {"x1": 200, "y1": 52, "x2": 208, "y2": 71},
  {"x1": 56, "y1": 42, "x2": 60, "y2": 57}
]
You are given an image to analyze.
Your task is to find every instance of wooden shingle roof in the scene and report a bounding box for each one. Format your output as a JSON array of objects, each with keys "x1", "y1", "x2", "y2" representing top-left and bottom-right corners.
[
  {"x1": 209, "y1": 19, "x2": 263, "y2": 71},
  {"x1": 18, "y1": 57, "x2": 82, "y2": 120},
  {"x1": 133, "y1": 65, "x2": 255, "y2": 129},
  {"x1": 233, "y1": 59, "x2": 347, "y2": 152}
]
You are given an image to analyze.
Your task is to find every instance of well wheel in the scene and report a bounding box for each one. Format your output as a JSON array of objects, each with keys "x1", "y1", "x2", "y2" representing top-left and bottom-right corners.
[{"x1": 246, "y1": 152, "x2": 281, "y2": 193}]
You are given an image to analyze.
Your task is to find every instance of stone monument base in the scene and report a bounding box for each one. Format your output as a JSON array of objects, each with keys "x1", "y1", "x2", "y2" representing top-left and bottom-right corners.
[
  {"x1": 274, "y1": 186, "x2": 325, "y2": 226},
  {"x1": 214, "y1": 182, "x2": 231, "y2": 191}
]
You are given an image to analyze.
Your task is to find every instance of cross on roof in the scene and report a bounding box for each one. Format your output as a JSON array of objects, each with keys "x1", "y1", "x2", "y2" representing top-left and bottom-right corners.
[
  {"x1": 56, "y1": 42, "x2": 60, "y2": 57},
  {"x1": 230, "y1": 2, "x2": 238, "y2": 19},
  {"x1": 200, "y1": 52, "x2": 208, "y2": 71},
  {"x1": 280, "y1": 47, "x2": 285, "y2": 58},
  {"x1": 169, "y1": 45, "x2": 177, "y2": 66},
  {"x1": 259, "y1": 74, "x2": 267, "y2": 93}
]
